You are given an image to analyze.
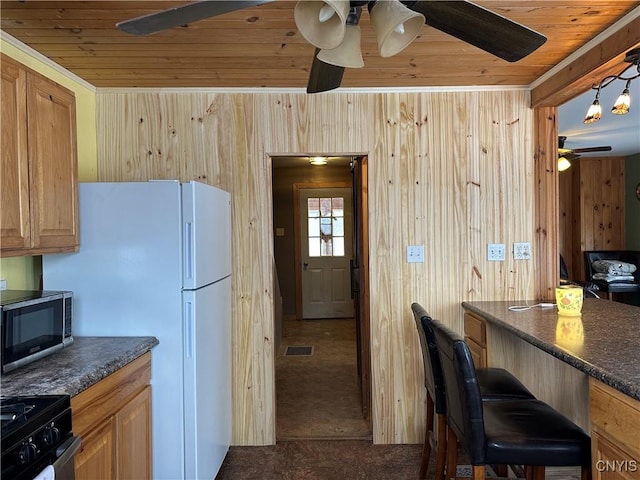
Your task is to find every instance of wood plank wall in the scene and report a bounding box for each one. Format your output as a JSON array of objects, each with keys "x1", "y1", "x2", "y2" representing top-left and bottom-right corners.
[
  {"x1": 96, "y1": 90, "x2": 535, "y2": 446},
  {"x1": 559, "y1": 156, "x2": 626, "y2": 281}
]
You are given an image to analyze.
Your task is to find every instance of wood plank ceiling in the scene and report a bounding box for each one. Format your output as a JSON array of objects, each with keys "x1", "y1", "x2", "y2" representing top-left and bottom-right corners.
[{"x1": 1, "y1": 1, "x2": 639, "y2": 89}]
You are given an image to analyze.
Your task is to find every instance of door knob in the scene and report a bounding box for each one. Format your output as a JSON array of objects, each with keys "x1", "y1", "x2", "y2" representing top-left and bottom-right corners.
[{"x1": 303, "y1": 262, "x2": 309, "y2": 270}]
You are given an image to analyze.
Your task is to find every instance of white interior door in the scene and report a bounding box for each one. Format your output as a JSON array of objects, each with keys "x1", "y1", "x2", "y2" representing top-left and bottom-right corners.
[{"x1": 300, "y1": 187, "x2": 355, "y2": 319}]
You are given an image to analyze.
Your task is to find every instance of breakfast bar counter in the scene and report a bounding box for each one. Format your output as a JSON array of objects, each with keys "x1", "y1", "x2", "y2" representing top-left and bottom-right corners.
[
  {"x1": 462, "y1": 299, "x2": 640, "y2": 401},
  {"x1": 462, "y1": 300, "x2": 640, "y2": 479},
  {"x1": 0, "y1": 336, "x2": 159, "y2": 397}
]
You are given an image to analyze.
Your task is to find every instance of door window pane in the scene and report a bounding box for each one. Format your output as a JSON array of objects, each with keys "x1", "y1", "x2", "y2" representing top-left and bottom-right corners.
[
  {"x1": 309, "y1": 238, "x2": 320, "y2": 257},
  {"x1": 308, "y1": 218, "x2": 319, "y2": 237},
  {"x1": 307, "y1": 195, "x2": 346, "y2": 257}
]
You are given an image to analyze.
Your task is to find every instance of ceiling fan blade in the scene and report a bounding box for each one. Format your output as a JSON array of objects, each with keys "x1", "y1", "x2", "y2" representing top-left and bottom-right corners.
[
  {"x1": 117, "y1": 0, "x2": 273, "y2": 35},
  {"x1": 307, "y1": 50, "x2": 345, "y2": 94},
  {"x1": 563, "y1": 153, "x2": 580, "y2": 161},
  {"x1": 571, "y1": 146, "x2": 612, "y2": 154},
  {"x1": 408, "y1": 0, "x2": 547, "y2": 62}
]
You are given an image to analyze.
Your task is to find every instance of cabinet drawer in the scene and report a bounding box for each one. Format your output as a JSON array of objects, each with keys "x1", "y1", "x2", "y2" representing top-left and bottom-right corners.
[
  {"x1": 464, "y1": 312, "x2": 486, "y2": 346},
  {"x1": 590, "y1": 378, "x2": 640, "y2": 456},
  {"x1": 465, "y1": 336, "x2": 487, "y2": 369}
]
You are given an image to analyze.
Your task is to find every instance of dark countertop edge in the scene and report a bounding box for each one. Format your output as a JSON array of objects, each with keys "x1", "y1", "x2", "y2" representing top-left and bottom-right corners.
[
  {"x1": 461, "y1": 302, "x2": 640, "y2": 402},
  {"x1": 55, "y1": 337, "x2": 160, "y2": 397},
  {"x1": 1, "y1": 337, "x2": 160, "y2": 398}
]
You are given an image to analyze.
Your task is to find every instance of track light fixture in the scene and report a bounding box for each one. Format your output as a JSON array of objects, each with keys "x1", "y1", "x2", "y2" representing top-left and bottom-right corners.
[{"x1": 584, "y1": 47, "x2": 640, "y2": 124}]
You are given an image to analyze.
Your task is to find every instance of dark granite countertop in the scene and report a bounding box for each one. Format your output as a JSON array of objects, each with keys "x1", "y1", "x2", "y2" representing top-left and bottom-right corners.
[
  {"x1": 462, "y1": 299, "x2": 640, "y2": 401},
  {"x1": 0, "y1": 336, "x2": 159, "y2": 397}
]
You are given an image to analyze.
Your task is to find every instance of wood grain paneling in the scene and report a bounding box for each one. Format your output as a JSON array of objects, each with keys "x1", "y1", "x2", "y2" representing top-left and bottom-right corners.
[
  {"x1": 559, "y1": 156, "x2": 626, "y2": 280},
  {"x1": 533, "y1": 106, "x2": 559, "y2": 299},
  {"x1": 2, "y1": 1, "x2": 639, "y2": 89},
  {"x1": 487, "y1": 324, "x2": 590, "y2": 431},
  {"x1": 96, "y1": 89, "x2": 535, "y2": 446}
]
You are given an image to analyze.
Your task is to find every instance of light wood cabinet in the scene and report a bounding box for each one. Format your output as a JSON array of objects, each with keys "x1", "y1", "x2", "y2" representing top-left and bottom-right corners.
[
  {"x1": 1, "y1": 53, "x2": 78, "y2": 257},
  {"x1": 590, "y1": 379, "x2": 640, "y2": 480},
  {"x1": 464, "y1": 311, "x2": 488, "y2": 368},
  {"x1": 71, "y1": 353, "x2": 152, "y2": 480}
]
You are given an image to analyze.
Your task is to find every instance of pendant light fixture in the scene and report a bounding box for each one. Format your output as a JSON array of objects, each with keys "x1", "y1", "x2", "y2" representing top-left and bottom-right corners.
[{"x1": 583, "y1": 47, "x2": 640, "y2": 124}]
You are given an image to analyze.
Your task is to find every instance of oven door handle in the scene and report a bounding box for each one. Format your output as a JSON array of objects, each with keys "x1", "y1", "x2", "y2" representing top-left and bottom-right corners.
[{"x1": 53, "y1": 436, "x2": 82, "y2": 469}]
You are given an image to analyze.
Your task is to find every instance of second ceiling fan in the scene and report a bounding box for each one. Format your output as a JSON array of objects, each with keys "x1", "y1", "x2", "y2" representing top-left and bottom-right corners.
[
  {"x1": 116, "y1": 0, "x2": 547, "y2": 94},
  {"x1": 557, "y1": 135, "x2": 612, "y2": 171}
]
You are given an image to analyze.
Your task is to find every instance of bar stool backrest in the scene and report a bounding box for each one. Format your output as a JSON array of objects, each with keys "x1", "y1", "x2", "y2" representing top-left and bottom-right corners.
[
  {"x1": 411, "y1": 303, "x2": 446, "y2": 414},
  {"x1": 430, "y1": 318, "x2": 487, "y2": 465}
]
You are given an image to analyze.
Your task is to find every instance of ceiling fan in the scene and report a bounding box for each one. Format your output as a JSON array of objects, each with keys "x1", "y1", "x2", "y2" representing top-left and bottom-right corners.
[
  {"x1": 116, "y1": 0, "x2": 547, "y2": 94},
  {"x1": 557, "y1": 135, "x2": 612, "y2": 171}
]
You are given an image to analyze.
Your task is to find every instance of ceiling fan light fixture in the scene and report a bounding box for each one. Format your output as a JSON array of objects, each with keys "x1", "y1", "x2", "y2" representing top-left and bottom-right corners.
[
  {"x1": 317, "y1": 24, "x2": 364, "y2": 68},
  {"x1": 583, "y1": 97, "x2": 602, "y2": 124},
  {"x1": 611, "y1": 83, "x2": 631, "y2": 115},
  {"x1": 294, "y1": 0, "x2": 350, "y2": 50},
  {"x1": 369, "y1": 0, "x2": 425, "y2": 58},
  {"x1": 558, "y1": 156, "x2": 572, "y2": 172}
]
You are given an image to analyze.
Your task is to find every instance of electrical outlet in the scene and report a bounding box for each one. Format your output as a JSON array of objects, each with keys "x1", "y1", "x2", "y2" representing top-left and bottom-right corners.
[
  {"x1": 487, "y1": 243, "x2": 505, "y2": 261},
  {"x1": 513, "y1": 242, "x2": 532, "y2": 260},
  {"x1": 0, "y1": 279, "x2": 6, "y2": 290},
  {"x1": 407, "y1": 245, "x2": 425, "y2": 263}
]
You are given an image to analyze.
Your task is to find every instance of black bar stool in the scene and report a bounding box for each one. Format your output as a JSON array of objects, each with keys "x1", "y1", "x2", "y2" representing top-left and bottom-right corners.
[
  {"x1": 411, "y1": 303, "x2": 536, "y2": 480},
  {"x1": 429, "y1": 317, "x2": 591, "y2": 480}
]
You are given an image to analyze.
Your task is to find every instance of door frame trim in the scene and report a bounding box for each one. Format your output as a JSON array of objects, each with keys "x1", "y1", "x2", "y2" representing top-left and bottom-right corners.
[{"x1": 293, "y1": 181, "x2": 351, "y2": 320}]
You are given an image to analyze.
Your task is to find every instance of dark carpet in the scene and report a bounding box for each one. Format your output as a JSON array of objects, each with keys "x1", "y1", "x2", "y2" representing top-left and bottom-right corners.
[{"x1": 215, "y1": 440, "x2": 425, "y2": 480}]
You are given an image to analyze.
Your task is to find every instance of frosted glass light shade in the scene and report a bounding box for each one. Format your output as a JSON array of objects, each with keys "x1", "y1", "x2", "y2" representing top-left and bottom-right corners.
[
  {"x1": 294, "y1": 0, "x2": 350, "y2": 50},
  {"x1": 583, "y1": 99, "x2": 602, "y2": 124},
  {"x1": 370, "y1": 0, "x2": 425, "y2": 58},
  {"x1": 317, "y1": 24, "x2": 364, "y2": 68},
  {"x1": 558, "y1": 157, "x2": 572, "y2": 172},
  {"x1": 611, "y1": 88, "x2": 630, "y2": 115}
]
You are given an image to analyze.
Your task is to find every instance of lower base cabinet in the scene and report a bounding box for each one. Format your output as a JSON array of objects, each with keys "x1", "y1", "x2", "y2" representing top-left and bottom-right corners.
[
  {"x1": 590, "y1": 379, "x2": 640, "y2": 480},
  {"x1": 71, "y1": 353, "x2": 152, "y2": 479}
]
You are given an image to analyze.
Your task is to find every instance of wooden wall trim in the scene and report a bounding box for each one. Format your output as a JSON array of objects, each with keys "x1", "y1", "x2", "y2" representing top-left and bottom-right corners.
[
  {"x1": 531, "y1": 19, "x2": 640, "y2": 107},
  {"x1": 533, "y1": 106, "x2": 559, "y2": 300}
]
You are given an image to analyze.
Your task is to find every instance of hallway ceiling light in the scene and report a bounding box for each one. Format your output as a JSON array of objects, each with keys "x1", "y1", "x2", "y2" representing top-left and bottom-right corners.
[
  {"x1": 584, "y1": 47, "x2": 640, "y2": 124},
  {"x1": 309, "y1": 156, "x2": 328, "y2": 165}
]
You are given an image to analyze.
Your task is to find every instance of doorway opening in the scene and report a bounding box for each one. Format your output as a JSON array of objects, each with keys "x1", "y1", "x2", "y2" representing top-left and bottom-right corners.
[{"x1": 271, "y1": 154, "x2": 371, "y2": 440}]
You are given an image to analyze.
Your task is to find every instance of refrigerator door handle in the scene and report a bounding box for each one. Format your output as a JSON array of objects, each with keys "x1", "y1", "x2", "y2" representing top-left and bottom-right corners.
[
  {"x1": 184, "y1": 301, "x2": 193, "y2": 358},
  {"x1": 184, "y1": 222, "x2": 193, "y2": 281}
]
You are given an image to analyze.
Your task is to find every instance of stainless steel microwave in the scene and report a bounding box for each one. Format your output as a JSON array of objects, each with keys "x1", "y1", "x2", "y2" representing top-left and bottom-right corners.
[{"x1": 0, "y1": 290, "x2": 73, "y2": 374}]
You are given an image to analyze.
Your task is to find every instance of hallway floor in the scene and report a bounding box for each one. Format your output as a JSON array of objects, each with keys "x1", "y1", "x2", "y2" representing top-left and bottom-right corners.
[{"x1": 275, "y1": 317, "x2": 371, "y2": 440}]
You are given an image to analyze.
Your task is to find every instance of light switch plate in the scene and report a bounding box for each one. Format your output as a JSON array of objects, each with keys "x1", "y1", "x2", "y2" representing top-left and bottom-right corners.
[
  {"x1": 487, "y1": 243, "x2": 506, "y2": 261},
  {"x1": 407, "y1": 245, "x2": 425, "y2": 263}
]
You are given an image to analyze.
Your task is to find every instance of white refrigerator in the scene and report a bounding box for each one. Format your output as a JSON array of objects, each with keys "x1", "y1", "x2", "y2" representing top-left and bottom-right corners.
[{"x1": 43, "y1": 180, "x2": 232, "y2": 480}]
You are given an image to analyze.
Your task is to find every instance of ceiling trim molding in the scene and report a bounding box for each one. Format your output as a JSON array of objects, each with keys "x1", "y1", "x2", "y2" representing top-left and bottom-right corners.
[
  {"x1": 95, "y1": 85, "x2": 530, "y2": 95},
  {"x1": 1, "y1": 31, "x2": 97, "y2": 92},
  {"x1": 530, "y1": 7, "x2": 640, "y2": 107}
]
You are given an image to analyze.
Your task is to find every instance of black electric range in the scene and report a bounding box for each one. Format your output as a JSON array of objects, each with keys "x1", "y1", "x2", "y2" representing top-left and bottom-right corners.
[{"x1": 1, "y1": 395, "x2": 76, "y2": 480}]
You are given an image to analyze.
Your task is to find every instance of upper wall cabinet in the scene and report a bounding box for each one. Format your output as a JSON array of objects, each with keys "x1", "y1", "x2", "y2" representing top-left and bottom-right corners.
[{"x1": 1, "y1": 54, "x2": 79, "y2": 257}]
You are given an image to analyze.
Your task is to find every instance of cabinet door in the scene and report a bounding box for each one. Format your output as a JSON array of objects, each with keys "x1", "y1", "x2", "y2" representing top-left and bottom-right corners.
[
  {"x1": 592, "y1": 432, "x2": 639, "y2": 480},
  {"x1": 26, "y1": 72, "x2": 78, "y2": 249},
  {"x1": 0, "y1": 55, "x2": 30, "y2": 250},
  {"x1": 75, "y1": 418, "x2": 116, "y2": 480},
  {"x1": 117, "y1": 386, "x2": 152, "y2": 480}
]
